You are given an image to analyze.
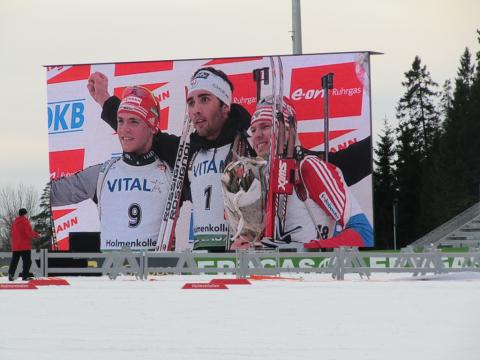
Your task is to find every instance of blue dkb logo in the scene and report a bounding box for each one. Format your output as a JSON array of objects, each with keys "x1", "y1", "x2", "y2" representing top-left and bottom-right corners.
[{"x1": 48, "y1": 99, "x2": 85, "y2": 134}]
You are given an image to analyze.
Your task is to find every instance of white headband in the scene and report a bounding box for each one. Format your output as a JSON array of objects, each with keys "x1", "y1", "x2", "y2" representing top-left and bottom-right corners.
[{"x1": 187, "y1": 70, "x2": 232, "y2": 106}]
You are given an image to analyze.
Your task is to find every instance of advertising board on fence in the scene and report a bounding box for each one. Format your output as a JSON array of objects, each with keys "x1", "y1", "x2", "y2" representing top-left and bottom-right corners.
[{"x1": 47, "y1": 52, "x2": 374, "y2": 251}]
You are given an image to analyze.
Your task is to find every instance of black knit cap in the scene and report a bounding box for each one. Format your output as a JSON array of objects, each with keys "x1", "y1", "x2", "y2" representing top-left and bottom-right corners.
[{"x1": 19, "y1": 208, "x2": 27, "y2": 216}]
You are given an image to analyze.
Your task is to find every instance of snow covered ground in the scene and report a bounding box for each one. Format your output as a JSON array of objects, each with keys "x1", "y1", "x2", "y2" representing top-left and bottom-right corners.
[{"x1": 1, "y1": 272, "x2": 479, "y2": 360}]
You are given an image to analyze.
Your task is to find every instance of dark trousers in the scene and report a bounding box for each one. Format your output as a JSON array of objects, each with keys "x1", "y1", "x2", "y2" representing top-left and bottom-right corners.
[{"x1": 8, "y1": 250, "x2": 32, "y2": 278}]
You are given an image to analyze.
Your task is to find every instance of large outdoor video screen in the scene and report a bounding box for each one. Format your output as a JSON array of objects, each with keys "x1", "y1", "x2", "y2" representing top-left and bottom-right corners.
[{"x1": 47, "y1": 52, "x2": 373, "y2": 250}]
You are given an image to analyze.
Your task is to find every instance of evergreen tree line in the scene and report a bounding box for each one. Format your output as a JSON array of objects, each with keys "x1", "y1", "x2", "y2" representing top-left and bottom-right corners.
[{"x1": 374, "y1": 30, "x2": 480, "y2": 249}]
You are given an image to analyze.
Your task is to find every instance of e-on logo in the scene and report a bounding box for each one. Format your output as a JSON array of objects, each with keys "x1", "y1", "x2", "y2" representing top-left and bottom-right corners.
[{"x1": 48, "y1": 99, "x2": 85, "y2": 134}]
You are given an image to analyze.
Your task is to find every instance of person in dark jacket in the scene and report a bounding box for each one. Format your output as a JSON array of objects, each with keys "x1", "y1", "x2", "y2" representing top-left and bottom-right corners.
[{"x1": 8, "y1": 208, "x2": 39, "y2": 281}]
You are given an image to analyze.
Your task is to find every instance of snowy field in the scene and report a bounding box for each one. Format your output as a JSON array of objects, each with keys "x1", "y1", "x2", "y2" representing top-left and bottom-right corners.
[{"x1": 1, "y1": 272, "x2": 479, "y2": 360}]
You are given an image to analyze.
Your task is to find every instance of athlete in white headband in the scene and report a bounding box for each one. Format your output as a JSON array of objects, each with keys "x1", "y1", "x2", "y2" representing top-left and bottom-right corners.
[
  {"x1": 187, "y1": 68, "x2": 232, "y2": 107},
  {"x1": 186, "y1": 67, "x2": 234, "y2": 140},
  {"x1": 88, "y1": 66, "x2": 253, "y2": 252}
]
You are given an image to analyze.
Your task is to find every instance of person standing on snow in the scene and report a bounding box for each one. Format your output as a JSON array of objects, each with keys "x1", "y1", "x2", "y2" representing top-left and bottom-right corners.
[{"x1": 8, "y1": 208, "x2": 39, "y2": 281}]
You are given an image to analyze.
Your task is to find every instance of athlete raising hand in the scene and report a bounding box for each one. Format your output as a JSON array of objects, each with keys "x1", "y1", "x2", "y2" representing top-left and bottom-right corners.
[{"x1": 51, "y1": 86, "x2": 171, "y2": 250}]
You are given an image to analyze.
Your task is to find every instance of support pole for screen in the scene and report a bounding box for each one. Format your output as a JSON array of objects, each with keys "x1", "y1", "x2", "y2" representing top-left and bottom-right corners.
[
  {"x1": 321, "y1": 73, "x2": 334, "y2": 163},
  {"x1": 292, "y1": 0, "x2": 303, "y2": 54}
]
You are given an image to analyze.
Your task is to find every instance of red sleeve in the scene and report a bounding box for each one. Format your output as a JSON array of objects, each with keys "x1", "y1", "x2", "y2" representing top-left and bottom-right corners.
[
  {"x1": 304, "y1": 229, "x2": 364, "y2": 249},
  {"x1": 299, "y1": 155, "x2": 348, "y2": 227}
]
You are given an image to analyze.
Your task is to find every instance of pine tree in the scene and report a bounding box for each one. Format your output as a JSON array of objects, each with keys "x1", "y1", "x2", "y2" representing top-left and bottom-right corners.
[
  {"x1": 397, "y1": 56, "x2": 440, "y2": 153},
  {"x1": 439, "y1": 79, "x2": 453, "y2": 124},
  {"x1": 433, "y1": 47, "x2": 476, "y2": 226},
  {"x1": 416, "y1": 78, "x2": 452, "y2": 235},
  {"x1": 373, "y1": 118, "x2": 396, "y2": 249},
  {"x1": 394, "y1": 56, "x2": 440, "y2": 245},
  {"x1": 393, "y1": 119, "x2": 422, "y2": 246},
  {"x1": 417, "y1": 132, "x2": 442, "y2": 234},
  {"x1": 31, "y1": 182, "x2": 53, "y2": 249}
]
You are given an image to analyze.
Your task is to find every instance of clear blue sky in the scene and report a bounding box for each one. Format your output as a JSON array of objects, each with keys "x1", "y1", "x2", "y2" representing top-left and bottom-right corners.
[{"x1": 0, "y1": 0, "x2": 478, "y2": 193}]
